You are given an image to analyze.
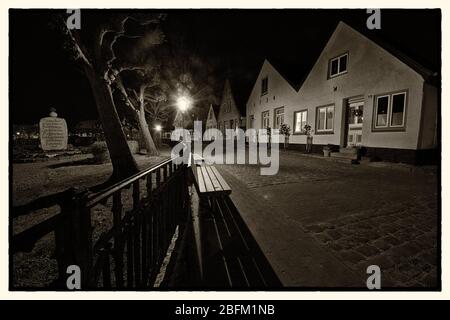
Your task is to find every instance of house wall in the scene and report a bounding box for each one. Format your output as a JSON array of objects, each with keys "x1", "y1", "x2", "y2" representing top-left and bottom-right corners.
[
  {"x1": 217, "y1": 80, "x2": 243, "y2": 133},
  {"x1": 289, "y1": 22, "x2": 426, "y2": 151},
  {"x1": 246, "y1": 60, "x2": 298, "y2": 143},
  {"x1": 418, "y1": 83, "x2": 438, "y2": 149}
]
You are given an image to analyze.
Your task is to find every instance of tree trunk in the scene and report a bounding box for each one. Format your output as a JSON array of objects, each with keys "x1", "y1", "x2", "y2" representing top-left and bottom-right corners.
[
  {"x1": 85, "y1": 66, "x2": 139, "y2": 182},
  {"x1": 137, "y1": 92, "x2": 159, "y2": 156}
]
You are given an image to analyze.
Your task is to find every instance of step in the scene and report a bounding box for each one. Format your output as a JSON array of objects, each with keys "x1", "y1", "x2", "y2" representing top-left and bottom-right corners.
[
  {"x1": 330, "y1": 152, "x2": 358, "y2": 160},
  {"x1": 339, "y1": 147, "x2": 358, "y2": 154}
]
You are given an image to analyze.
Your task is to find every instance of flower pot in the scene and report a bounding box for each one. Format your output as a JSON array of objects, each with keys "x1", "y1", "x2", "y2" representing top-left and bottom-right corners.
[
  {"x1": 306, "y1": 136, "x2": 313, "y2": 153},
  {"x1": 323, "y1": 149, "x2": 331, "y2": 157},
  {"x1": 284, "y1": 136, "x2": 289, "y2": 150}
]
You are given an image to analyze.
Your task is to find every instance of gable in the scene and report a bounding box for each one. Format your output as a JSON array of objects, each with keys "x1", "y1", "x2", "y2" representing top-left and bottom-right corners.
[
  {"x1": 298, "y1": 22, "x2": 428, "y2": 94},
  {"x1": 218, "y1": 80, "x2": 242, "y2": 120},
  {"x1": 246, "y1": 59, "x2": 297, "y2": 107},
  {"x1": 207, "y1": 105, "x2": 217, "y2": 122}
]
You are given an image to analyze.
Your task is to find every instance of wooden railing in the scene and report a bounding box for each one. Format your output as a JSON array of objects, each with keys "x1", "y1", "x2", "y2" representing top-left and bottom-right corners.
[{"x1": 12, "y1": 157, "x2": 189, "y2": 289}]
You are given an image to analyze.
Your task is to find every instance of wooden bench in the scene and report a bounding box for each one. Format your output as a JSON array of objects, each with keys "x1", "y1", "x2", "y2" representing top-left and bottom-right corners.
[
  {"x1": 185, "y1": 153, "x2": 281, "y2": 288},
  {"x1": 190, "y1": 154, "x2": 231, "y2": 196}
]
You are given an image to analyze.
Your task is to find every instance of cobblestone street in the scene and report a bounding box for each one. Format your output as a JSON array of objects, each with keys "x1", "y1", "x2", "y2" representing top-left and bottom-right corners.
[{"x1": 216, "y1": 150, "x2": 438, "y2": 288}]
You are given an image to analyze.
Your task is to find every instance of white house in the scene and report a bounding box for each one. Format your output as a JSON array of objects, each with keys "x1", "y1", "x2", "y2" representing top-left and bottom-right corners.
[
  {"x1": 246, "y1": 59, "x2": 298, "y2": 143},
  {"x1": 246, "y1": 21, "x2": 438, "y2": 164},
  {"x1": 217, "y1": 79, "x2": 246, "y2": 134}
]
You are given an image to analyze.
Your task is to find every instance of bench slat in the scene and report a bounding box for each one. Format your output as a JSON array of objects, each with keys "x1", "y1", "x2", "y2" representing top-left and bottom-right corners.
[
  {"x1": 206, "y1": 166, "x2": 223, "y2": 192},
  {"x1": 200, "y1": 166, "x2": 216, "y2": 193},
  {"x1": 211, "y1": 167, "x2": 231, "y2": 192},
  {"x1": 196, "y1": 167, "x2": 207, "y2": 194}
]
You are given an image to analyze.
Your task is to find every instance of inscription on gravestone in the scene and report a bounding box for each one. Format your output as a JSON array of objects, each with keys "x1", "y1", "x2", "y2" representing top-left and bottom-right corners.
[{"x1": 39, "y1": 109, "x2": 68, "y2": 151}]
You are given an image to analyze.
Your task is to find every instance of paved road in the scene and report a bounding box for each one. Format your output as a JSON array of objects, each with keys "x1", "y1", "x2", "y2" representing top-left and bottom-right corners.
[{"x1": 215, "y1": 151, "x2": 438, "y2": 288}]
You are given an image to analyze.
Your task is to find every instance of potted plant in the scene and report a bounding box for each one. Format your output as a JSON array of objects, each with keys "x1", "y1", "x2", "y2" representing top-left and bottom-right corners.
[
  {"x1": 323, "y1": 144, "x2": 332, "y2": 157},
  {"x1": 304, "y1": 124, "x2": 313, "y2": 153},
  {"x1": 279, "y1": 124, "x2": 291, "y2": 150}
]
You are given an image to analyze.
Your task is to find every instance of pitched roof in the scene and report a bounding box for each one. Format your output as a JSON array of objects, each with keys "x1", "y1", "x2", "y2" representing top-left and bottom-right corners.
[
  {"x1": 266, "y1": 58, "x2": 306, "y2": 92},
  {"x1": 266, "y1": 21, "x2": 438, "y2": 94},
  {"x1": 210, "y1": 104, "x2": 220, "y2": 119},
  {"x1": 223, "y1": 78, "x2": 248, "y2": 116},
  {"x1": 339, "y1": 21, "x2": 437, "y2": 83}
]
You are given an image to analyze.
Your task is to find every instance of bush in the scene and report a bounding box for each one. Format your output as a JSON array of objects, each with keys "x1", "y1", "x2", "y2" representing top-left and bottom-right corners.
[
  {"x1": 279, "y1": 124, "x2": 291, "y2": 136},
  {"x1": 89, "y1": 142, "x2": 110, "y2": 164}
]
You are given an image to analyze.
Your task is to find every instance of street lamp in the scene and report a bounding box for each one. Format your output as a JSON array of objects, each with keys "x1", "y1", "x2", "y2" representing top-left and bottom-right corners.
[
  {"x1": 154, "y1": 124, "x2": 162, "y2": 147},
  {"x1": 176, "y1": 95, "x2": 192, "y2": 133},
  {"x1": 176, "y1": 96, "x2": 191, "y2": 113}
]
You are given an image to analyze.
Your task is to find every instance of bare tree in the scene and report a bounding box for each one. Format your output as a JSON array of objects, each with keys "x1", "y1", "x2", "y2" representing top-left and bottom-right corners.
[
  {"x1": 57, "y1": 11, "x2": 165, "y2": 182},
  {"x1": 114, "y1": 68, "x2": 160, "y2": 156}
]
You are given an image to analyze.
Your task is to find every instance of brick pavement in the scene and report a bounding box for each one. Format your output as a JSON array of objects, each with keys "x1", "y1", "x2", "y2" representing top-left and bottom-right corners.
[{"x1": 216, "y1": 151, "x2": 439, "y2": 288}]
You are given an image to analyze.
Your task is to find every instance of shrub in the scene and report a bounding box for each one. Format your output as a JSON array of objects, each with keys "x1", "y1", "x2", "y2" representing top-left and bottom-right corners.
[
  {"x1": 89, "y1": 142, "x2": 110, "y2": 164},
  {"x1": 279, "y1": 124, "x2": 291, "y2": 137}
]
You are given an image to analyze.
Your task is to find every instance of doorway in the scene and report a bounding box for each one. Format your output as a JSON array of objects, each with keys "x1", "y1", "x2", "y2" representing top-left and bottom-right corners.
[{"x1": 346, "y1": 99, "x2": 364, "y2": 147}]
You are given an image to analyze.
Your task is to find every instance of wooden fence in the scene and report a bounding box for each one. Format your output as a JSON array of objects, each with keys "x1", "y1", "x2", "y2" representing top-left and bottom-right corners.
[
  {"x1": 12, "y1": 157, "x2": 189, "y2": 289},
  {"x1": 12, "y1": 154, "x2": 281, "y2": 289}
]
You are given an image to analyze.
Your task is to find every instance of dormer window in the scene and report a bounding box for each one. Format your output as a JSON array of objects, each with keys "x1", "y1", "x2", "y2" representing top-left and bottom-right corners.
[
  {"x1": 261, "y1": 77, "x2": 268, "y2": 96},
  {"x1": 329, "y1": 53, "x2": 348, "y2": 78}
]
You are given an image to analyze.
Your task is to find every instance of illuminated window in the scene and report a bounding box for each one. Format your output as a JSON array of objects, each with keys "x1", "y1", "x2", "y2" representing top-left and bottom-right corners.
[
  {"x1": 316, "y1": 105, "x2": 334, "y2": 132},
  {"x1": 294, "y1": 110, "x2": 307, "y2": 133}
]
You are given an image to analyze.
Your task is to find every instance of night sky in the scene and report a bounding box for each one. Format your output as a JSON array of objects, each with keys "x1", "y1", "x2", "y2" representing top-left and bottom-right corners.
[{"x1": 9, "y1": 9, "x2": 441, "y2": 126}]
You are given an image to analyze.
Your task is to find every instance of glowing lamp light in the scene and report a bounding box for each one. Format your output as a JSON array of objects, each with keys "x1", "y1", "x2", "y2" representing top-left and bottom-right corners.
[
  {"x1": 176, "y1": 96, "x2": 191, "y2": 112},
  {"x1": 155, "y1": 124, "x2": 162, "y2": 132}
]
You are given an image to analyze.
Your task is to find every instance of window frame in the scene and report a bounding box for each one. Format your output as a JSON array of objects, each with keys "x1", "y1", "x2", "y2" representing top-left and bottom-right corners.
[
  {"x1": 328, "y1": 53, "x2": 348, "y2": 79},
  {"x1": 273, "y1": 107, "x2": 285, "y2": 129},
  {"x1": 390, "y1": 92, "x2": 407, "y2": 128},
  {"x1": 315, "y1": 104, "x2": 335, "y2": 134},
  {"x1": 261, "y1": 76, "x2": 269, "y2": 96},
  {"x1": 374, "y1": 94, "x2": 390, "y2": 129},
  {"x1": 261, "y1": 110, "x2": 270, "y2": 129},
  {"x1": 372, "y1": 90, "x2": 408, "y2": 132},
  {"x1": 293, "y1": 109, "x2": 308, "y2": 135}
]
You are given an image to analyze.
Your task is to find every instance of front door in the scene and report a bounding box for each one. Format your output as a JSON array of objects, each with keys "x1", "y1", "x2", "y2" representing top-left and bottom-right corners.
[{"x1": 346, "y1": 101, "x2": 364, "y2": 147}]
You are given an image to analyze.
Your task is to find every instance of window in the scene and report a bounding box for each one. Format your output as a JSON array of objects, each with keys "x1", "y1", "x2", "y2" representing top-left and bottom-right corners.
[
  {"x1": 261, "y1": 77, "x2": 268, "y2": 96},
  {"x1": 391, "y1": 93, "x2": 406, "y2": 127},
  {"x1": 375, "y1": 96, "x2": 389, "y2": 127},
  {"x1": 262, "y1": 111, "x2": 270, "y2": 128},
  {"x1": 294, "y1": 110, "x2": 308, "y2": 133},
  {"x1": 374, "y1": 91, "x2": 407, "y2": 129},
  {"x1": 274, "y1": 107, "x2": 284, "y2": 129},
  {"x1": 329, "y1": 53, "x2": 348, "y2": 78},
  {"x1": 316, "y1": 105, "x2": 334, "y2": 132}
]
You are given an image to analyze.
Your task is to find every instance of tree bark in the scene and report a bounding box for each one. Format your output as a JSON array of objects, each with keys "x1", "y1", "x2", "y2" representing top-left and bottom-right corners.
[
  {"x1": 84, "y1": 65, "x2": 139, "y2": 182},
  {"x1": 137, "y1": 89, "x2": 159, "y2": 156}
]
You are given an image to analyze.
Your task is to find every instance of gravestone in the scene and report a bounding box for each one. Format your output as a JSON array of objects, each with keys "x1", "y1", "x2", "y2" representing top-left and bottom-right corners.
[{"x1": 39, "y1": 109, "x2": 68, "y2": 151}]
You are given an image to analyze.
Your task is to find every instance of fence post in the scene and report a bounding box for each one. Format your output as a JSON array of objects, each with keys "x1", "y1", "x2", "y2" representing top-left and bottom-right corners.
[{"x1": 57, "y1": 193, "x2": 93, "y2": 289}]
